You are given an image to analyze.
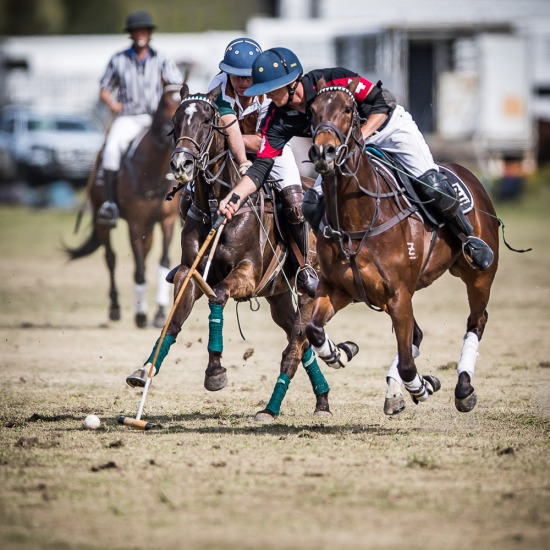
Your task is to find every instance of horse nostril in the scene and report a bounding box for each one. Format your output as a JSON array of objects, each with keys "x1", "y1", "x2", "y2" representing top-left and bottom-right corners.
[
  {"x1": 308, "y1": 144, "x2": 321, "y2": 163},
  {"x1": 325, "y1": 146, "x2": 336, "y2": 159}
]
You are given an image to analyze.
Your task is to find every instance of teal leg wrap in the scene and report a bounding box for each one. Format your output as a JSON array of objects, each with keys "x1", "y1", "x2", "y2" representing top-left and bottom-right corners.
[
  {"x1": 145, "y1": 334, "x2": 176, "y2": 374},
  {"x1": 302, "y1": 346, "x2": 329, "y2": 395},
  {"x1": 208, "y1": 302, "x2": 224, "y2": 353},
  {"x1": 265, "y1": 372, "x2": 290, "y2": 417}
]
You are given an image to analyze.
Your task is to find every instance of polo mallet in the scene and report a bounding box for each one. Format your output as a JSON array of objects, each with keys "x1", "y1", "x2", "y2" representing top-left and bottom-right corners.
[{"x1": 117, "y1": 194, "x2": 239, "y2": 430}]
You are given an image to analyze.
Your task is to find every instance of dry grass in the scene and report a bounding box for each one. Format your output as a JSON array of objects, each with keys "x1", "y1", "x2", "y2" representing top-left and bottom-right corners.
[{"x1": 0, "y1": 188, "x2": 549, "y2": 549}]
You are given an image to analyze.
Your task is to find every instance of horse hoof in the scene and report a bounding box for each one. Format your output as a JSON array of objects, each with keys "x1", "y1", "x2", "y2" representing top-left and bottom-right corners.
[
  {"x1": 255, "y1": 410, "x2": 276, "y2": 422},
  {"x1": 135, "y1": 313, "x2": 147, "y2": 328},
  {"x1": 204, "y1": 371, "x2": 227, "y2": 391},
  {"x1": 455, "y1": 387, "x2": 477, "y2": 413},
  {"x1": 110, "y1": 308, "x2": 121, "y2": 321},
  {"x1": 314, "y1": 409, "x2": 332, "y2": 418},
  {"x1": 384, "y1": 396, "x2": 406, "y2": 416},
  {"x1": 126, "y1": 368, "x2": 146, "y2": 388},
  {"x1": 152, "y1": 311, "x2": 165, "y2": 329}
]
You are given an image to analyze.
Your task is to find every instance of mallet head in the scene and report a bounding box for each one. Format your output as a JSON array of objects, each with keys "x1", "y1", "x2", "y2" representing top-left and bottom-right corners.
[{"x1": 117, "y1": 415, "x2": 155, "y2": 430}]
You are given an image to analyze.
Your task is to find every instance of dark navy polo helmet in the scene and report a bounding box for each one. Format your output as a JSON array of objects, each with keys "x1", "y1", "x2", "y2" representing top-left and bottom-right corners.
[
  {"x1": 219, "y1": 38, "x2": 262, "y2": 77},
  {"x1": 244, "y1": 47, "x2": 303, "y2": 96},
  {"x1": 124, "y1": 11, "x2": 156, "y2": 31}
]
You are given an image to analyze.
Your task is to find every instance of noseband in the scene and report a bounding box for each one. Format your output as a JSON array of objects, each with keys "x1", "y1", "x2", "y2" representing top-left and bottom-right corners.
[
  {"x1": 311, "y1": 86, "x2": 361, "y2": 168},
  {"x1": 172, "y1": 95, "x2": 220, "y2": 174}
]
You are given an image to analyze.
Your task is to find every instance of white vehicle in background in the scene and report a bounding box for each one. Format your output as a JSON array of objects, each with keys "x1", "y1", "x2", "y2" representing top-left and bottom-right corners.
[{"x1": 0, "y1": 105, "x2": 104, "y2": 187}]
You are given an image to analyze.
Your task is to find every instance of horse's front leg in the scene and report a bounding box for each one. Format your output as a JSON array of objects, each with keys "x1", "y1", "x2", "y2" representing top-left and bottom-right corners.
[
  {"x1": 129, "y1": 222, "x2": 153, "y2": 328},
  {"x1": 204, "y1": 261, "x2": 258, "y2": 391},
  {"x1": 384, "y1": 317, "x2": 424, "y2": 415},
  {"x1": 153, "y1": 213, "x2": 177, "y2": 329},
  {"x1": 305, "y1": 281, "x2": 358, "y2": 370},
  {"x1": 125, "y1": 266, "x2": 202, "y2": 388},
  {"x1": 389, "y1": 296, "x2": 441, "y2": 406}
]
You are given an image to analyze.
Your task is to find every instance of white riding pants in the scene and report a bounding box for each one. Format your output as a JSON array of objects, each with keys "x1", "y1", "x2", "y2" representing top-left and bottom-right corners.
[
  {"x1": 269, "y1": 143, "x2": 302, "y2": 192},
  {"x1": 366, "y1": 105, "x2": 437, "y2": 177},
  {"x1": 102, "y1": 114, "x2": 152, "y2": 171}
]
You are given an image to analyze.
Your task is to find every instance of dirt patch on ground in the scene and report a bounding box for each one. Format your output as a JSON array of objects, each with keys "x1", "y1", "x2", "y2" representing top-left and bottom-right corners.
[{"x1": 0, "y1": 192, "x2": 549, "y2": 549}]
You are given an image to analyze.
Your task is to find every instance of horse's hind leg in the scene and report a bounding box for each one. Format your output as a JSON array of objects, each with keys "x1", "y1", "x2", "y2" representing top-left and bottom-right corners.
[
  {"x1": 256, "y1": 293, "x2": 331, "y2": 422},
  {"x1": 454, "y1": 269, "x2": 495, "y2": 412},
  {"x1": 98, "y1": 225, "x2": 120, "y2": 321},
  {"x1": 384, "y1": 318, "x2": 424, "y2": 415}
]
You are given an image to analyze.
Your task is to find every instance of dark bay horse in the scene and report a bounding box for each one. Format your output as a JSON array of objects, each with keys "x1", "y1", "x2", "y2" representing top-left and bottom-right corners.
[
  {"x1": 66, "y1": 84, "x2": 183, "y2": 328},
  {"x1": 306, "y1": 79, "x2": 499, "y2": 414},
  {"x1": 127, "y1": 85, "x2": 331, "y2": 421}
]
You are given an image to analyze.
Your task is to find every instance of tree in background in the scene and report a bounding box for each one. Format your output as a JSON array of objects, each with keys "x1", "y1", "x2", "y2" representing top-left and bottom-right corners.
[{"x1": 0, "y1": 0, "x2": 278, "y2": 35}]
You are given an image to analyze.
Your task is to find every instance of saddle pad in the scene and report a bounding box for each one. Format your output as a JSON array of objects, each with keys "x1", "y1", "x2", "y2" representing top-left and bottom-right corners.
[{"x1": 438, "y1": 165, "x2": 474, "y2": 214}]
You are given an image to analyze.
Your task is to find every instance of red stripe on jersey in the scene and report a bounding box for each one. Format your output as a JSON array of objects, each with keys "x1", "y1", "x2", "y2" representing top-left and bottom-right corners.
[
  {"x1": 328, "y1": 76, "x2": 373, "y2": 101},
  {"x1": 258, "y1": 111, "x2": 283, "y2": 158}
]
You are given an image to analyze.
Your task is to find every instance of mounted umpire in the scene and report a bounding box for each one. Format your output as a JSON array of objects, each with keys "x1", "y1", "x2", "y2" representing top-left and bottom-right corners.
[{"x1": 97, "y1": 10, "x2": 182, "y2": 227}]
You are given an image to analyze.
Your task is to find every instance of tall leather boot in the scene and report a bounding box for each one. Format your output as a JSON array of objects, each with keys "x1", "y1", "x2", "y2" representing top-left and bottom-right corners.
[
  {"x1": 97, "y1": 169, "x2": 119, "y2": 227},
  {"x1": 280, "y1": 185, "x2": 318, "y2": 298},
  {"x1": 417, "y1": 169, "x2": 494, "y2": 271}
]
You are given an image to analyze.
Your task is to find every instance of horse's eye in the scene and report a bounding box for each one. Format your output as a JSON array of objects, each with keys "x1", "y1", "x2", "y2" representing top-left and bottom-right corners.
[
  {"x1": 345, "y1": 106, "x2": 352, "y2": 114},
  {"x1": 204, "y1": 117, "x2": 212, "y2": 125}
]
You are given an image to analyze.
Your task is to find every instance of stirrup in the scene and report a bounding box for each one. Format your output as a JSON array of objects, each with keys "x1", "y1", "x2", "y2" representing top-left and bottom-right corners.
[
  {"x1": 462, "y1": 236, "x2": 494, "y2": 271},
  {"x1": 97, "y1": 201, "x2": 119, "y2": 227},
  {"x1": 296, "y1": 265, "x2": 318, "y2": 298}
]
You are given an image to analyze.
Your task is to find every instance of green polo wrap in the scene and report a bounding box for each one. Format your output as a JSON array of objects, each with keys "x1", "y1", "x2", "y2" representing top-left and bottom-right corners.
[
  {"x1": 265, "y1": 372, "x2": 290, "y2": 417},
  {"x1": 208, "y1": 302, "x2": 224, "y2": 353},
  {"x1": 145, "y1": 334, "x2": 176, "y2": 374},
  {"x1": 302, "y1": 346, "x2": 329, "y2": 395}
]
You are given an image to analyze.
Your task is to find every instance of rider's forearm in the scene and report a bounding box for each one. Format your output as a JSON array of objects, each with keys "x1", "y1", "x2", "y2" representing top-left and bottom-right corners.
[
  {"x1": 100, "y1": 88, "x2": 121, "y2": 114},
  {"x1": 361, "y1": 113, "x2": 388, "y2": 139},
  {"x1": 242, "y1": 133, "x2": 262, "y2": 153},
  {"x1": 222, "y1": 114, "x2": 248, "y2": 165},
  {"x1": 218, "y1": 175, "x2": 257, "y2": 219}
]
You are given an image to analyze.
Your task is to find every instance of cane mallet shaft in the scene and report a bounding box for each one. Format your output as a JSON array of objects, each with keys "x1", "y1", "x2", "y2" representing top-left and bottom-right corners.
[{"x1": 118, "y1": 198, "x2": 236, "y2": 430}]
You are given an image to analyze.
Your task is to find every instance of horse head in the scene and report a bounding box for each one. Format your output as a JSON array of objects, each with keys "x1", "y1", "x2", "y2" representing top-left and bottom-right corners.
[
  {"x1": 150, "y1": 83, "x2": 187, "y2": 147},
  {"x1": 169, "y1": 85, "x2": 222, "y2": 184},
  {"x1": 308, "y1": 77, "x2": 362, "y2": 175}
]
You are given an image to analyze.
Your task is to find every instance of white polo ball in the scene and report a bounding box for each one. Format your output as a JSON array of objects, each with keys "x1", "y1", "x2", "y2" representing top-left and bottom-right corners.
[{"x1": 83, "y1": 414, "x2": 101, "y2": 430}]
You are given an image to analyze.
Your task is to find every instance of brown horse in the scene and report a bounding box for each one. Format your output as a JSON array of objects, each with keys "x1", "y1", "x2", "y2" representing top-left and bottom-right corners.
[
  {"x1": 127, "y1": 85, "x2": 331, "y2": 421},
  {"x1": 305, "y1": 79, "x2": 499, "y2": 414},
  {"x1": 66, "y1": 84, "x2": 183, "y2": 328}
]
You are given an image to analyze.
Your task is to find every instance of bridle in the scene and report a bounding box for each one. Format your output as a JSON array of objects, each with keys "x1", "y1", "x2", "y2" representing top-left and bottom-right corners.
[{"x1": 310, "y1": 86, "x2": 364, "y2": 172}]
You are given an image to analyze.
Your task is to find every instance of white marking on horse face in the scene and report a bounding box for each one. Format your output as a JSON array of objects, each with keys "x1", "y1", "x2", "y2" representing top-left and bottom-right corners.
[{"x1": 185, "y1": 103, "x2": 198, "y2": 125}]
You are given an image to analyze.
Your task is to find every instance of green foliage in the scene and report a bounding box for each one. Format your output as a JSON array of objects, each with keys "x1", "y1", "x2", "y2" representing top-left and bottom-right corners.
[{"x1": 0, "y1": 0, "x2": 274, "y2": 35}]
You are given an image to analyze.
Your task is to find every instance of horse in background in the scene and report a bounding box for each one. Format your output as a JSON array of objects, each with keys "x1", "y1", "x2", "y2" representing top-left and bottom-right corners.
[
  {"x1": 65, "y1": 84, "x2": 184, "y2": 328},
  {"x1": 306, "y1": 79, "x2": 499, "y2": 414}
]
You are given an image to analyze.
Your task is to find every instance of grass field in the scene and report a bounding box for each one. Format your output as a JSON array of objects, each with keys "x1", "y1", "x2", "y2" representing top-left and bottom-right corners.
[{"x1": 0, "y1": 185, "x2": 549, "y2": 549}]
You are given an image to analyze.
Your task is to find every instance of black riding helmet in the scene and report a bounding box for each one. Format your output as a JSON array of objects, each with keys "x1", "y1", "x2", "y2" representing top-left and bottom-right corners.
[{"x1": 124, "y1": 11, "x2": 156, "y2": 32}]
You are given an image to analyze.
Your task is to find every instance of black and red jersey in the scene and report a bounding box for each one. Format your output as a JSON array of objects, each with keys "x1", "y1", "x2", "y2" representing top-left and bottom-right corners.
[{"x1": 247, "y1": 67, "x2": 392, "y2": 189}]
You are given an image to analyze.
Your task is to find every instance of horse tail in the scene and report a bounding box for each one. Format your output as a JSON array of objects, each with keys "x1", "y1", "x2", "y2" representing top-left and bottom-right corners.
[{"x1": 64, "y1": 226, "x2": 102, "y2": 260}]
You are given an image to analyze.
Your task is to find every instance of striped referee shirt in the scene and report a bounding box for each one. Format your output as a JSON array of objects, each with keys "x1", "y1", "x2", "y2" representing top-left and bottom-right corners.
[{"x1": 99, "y1": 46, "x2": 182, "y2": 116}]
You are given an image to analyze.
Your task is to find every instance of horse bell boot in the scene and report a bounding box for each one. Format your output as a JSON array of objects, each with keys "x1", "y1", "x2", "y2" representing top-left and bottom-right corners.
[
  {"x1": 98, "y1": 169, "x2": 119, "y2": 227},
  {"x1": 281, "y1": 185, "x2": 318, "y2": 298},
  {"x1": 417, "y1": 170, "x2": 493, "y2": 271}
]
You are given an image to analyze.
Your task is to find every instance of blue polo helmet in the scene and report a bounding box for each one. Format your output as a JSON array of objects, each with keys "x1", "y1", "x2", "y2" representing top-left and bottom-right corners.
[
  {"x1": 244, "y1": 47, "x2": 303, "y2": 96},
  {"x1": 219, "y1": 38, "x2": 262, "y2": 77}
]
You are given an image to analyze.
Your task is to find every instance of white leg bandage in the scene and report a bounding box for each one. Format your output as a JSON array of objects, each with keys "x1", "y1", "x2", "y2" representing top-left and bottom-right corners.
[
  {"x1": 313, "y1": 335, "x2": 348, "y2": 369},
  {"x1": 134, "y1": 283, "x2": 148, "y2": 314},
  {"x1": 403, "y1": 373, "x2": 429, "y2": 402},
  {"x1": 156, "y1": 266, "x2": 171, "y2": 307},
  {"x1": 457, "y1": 332, "x2": 479, "y2": 380},
  {"x1": 386, "y1": 345, "x2": 420, "y2": 383}
]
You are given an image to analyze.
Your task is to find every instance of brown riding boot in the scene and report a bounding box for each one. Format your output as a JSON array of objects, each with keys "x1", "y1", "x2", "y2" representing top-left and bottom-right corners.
[
  {"x1": 97, "y1": 169, "x2": 119, "y2": 227},
  {"x1": 280, "y1": 185, "x2": 318, "y2": 298}
]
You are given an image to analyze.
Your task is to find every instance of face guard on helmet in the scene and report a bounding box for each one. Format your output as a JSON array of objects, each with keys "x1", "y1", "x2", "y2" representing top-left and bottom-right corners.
[
  {"x1": 244, "y1": 47, "x2": 303, "y2": 97},
  {"x1": 219, "y1": 38, "x2": 262, "y2": 77}
]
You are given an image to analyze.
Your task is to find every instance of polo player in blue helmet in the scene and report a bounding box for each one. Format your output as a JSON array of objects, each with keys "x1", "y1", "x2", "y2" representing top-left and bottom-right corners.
[
  {"x1": 218, "y1": 47, "x2": 494, "y2": 273},
  {"x1": 207, "y1": 38, "x2": 318, "y2": 297}
]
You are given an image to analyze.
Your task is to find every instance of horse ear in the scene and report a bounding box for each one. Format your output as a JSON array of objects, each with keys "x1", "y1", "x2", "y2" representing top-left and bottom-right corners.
[
  {"x1": 316, "y1": 77, "x2": 327, "y2": 91},
  {"x1": 180, "y1": 84, "x2": 189, "y2": 101},
  {"x1": 348, "y1": 77, "x2": 360, "y2": 94},
  {"x1": 208, "y1": 83, "x2": 222, "y2": 102}
]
